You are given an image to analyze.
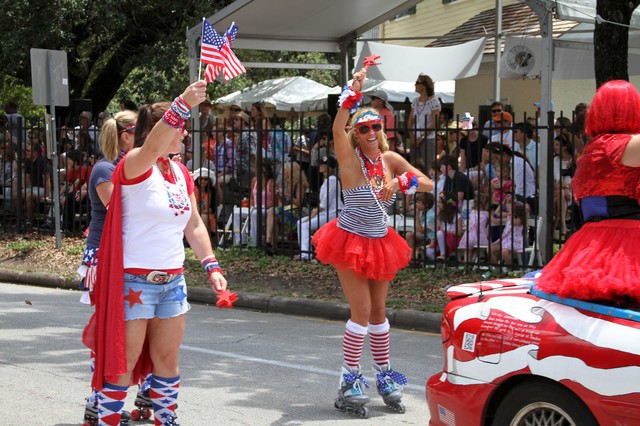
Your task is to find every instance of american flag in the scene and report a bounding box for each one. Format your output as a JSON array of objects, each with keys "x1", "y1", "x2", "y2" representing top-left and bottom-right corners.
[
  {"x1": 220, "y1": 23, "x2": 246, "y2": 81},
  {"x1": 438, "y1": 404, "x2": 456, "y2": 426}
]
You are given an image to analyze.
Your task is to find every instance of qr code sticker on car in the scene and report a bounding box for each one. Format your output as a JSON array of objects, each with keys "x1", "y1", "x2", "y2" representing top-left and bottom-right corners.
[{"x1": 462, "y1": 332, "x2": 476, "y2": 352}]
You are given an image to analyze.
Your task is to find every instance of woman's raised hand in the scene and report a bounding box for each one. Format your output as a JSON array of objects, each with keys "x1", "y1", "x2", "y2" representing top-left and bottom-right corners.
[
  {"x1": 351, "y1": 69, "x2": 367, "y2": 92},
  {"x1": 181, "y1": 80, "x2": 207, "y2": 109}
]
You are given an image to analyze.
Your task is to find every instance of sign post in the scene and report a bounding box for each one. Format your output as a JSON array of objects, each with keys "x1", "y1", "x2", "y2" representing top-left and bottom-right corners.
[{"x1": 30, "y1": 49, "x2": 69, "y2": 248}]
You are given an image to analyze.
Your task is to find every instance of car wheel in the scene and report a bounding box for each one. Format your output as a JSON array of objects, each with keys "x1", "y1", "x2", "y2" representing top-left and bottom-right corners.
[{"x1": 493, "y1": 382, "x2": 597, "y2": 426}]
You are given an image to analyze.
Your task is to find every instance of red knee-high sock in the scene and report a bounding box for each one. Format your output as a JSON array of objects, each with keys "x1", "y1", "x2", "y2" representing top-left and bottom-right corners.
[
  {"x1": 343, "y1": 319, "x2": 368, "y2": 368},
  {"x1": 369, "y1": 319, "x2": 390, "y2": 366}
]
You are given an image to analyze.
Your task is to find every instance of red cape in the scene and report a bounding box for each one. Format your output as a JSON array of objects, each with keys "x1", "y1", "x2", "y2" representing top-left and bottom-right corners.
[{"x1": 82, "y1": 161, "x2": 152, "y2": 390}]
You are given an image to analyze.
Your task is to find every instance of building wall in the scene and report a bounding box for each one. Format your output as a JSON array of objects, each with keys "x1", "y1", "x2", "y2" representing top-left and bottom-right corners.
[{"x1": 382, "y1": 0, "x2": 519, "y2": 47}]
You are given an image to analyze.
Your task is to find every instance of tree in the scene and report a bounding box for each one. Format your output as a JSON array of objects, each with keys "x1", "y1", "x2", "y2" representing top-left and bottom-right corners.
[{"x1": 594, "y1": 0, "x2": 640, "y2": 87}]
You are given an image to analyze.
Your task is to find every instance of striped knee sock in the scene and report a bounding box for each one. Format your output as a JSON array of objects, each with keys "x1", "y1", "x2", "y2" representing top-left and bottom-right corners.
[
  {"x1": 97, "y1": 383, "x2": 128, "y2": 426},
  {"x1": 149, "y1": 374, "x2": 180, "y2": 426},
  {"x1": 343, "y1": 319, "x2": 368, "y2": 368},
  {"x1": 369, "y1": 319, "x2": 391, "y2": 366}
]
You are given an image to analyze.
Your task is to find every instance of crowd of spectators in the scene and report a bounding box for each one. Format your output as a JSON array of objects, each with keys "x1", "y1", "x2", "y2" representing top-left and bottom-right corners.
[{"x1": 0, "y1": 92, "x2": 588, "y2": 267}]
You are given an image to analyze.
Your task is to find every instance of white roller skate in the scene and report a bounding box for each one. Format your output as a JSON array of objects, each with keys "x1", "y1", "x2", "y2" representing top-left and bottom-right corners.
[
  {"x1": 374, "y1": 363, "x2": 407, "y2": 413},
  {"x1": 82, "y1": 395, "x2": 131, "y2": 425},
  {"x1": 334, "y1": 364, "x2": 370, "y2": 418}
]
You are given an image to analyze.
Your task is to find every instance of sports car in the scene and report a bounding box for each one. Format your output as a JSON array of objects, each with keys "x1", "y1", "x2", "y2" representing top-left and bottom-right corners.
[{"x1": 426, "y1": 275, "x2": 640, "y2": 425}]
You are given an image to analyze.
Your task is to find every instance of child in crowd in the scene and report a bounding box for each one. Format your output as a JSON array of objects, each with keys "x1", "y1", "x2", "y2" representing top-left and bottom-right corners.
[
  {"x1": 405, "y1": 192, "x2": 435, "y2": 259},
  {"x1": 426, "y1": 191, "x2": 462, "y2": 261},
  {"x1": 491, "y1": 163, "x2": 512, "y2": 205},
  {"x1": 458, "y1": 192, "x2": 490, "y2": 262},
  {"x1": 490, "y1": 196, "x2": 527, "y2": 265}
]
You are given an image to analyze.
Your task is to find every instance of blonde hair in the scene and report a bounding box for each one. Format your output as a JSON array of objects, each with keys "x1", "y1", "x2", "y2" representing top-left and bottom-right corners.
[
  {"x1": 100, "y1": 110, "x2": 137, "y2": 162},
  {"x1": 348, "y1": 107, "x2": 389, "y2": 152},
  {"x1": 283, "y1": 160, "x2": 308, "y2": 192}
]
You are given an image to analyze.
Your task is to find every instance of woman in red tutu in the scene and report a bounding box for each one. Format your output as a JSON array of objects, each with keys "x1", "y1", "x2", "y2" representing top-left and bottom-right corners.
[
  {"x1": 537, "y1": 80, "x2": 640, "y2": 305},
  {"x1": 313, "y1": 68, "x2": 433, "y2": 413}
]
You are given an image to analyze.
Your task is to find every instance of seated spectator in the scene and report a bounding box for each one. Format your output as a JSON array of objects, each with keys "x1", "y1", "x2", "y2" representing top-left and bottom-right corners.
[
  {"x1": 553, "y1": 133, "x2": 574, "y2": 237},
  {"x1": 14, "y1": 141, "x2": 51, "y2": 230},
  {"x1": 229, "y1": 110, "x2": 258, "y2": 179},
  {"x1": 291, "y1": 128, "x2": 311, "y2": 174},
  {"x1": 439, "y1": 155, "x2": 474, "y2": 207},
  {"x1": 370, "y1": 93, "x2": 396, "y2": 150},
  {"x1": 445, "y1": 121, "x2": 464, "y2": 158},
  {"x1": 490, "y1": 111, "x2": 514, "y2": 148},
  {"x1": 491, "y1": 163, "x2": 512, "y2": 206},
  {"x1": 404, "y1": 192, "x2": 435, "y2": 260},
  {"x1": 1, "y1": 140, "x2": 17, "y2": 210},
  {"x1": 488, "y1": 143, "x2": 537, "y2": 215},
  {"x1": 482, "y1": 102, "x2": 505, "y2": 140},
  {"x1": 233, "y1": 158, "x2": 275, "y2": 246},
  {"x1": 295, "y1": 156, "x2": 342, "y2": 260},
  {"x1": 458, "y1": 192, "x2": 490, "y2": 262},
  {"x1": 251, "y1": 101, "x2": 271, "y2": 150},
  {"x1": 61, "y1": 149, "x2": 89, "y2": 231},
  {"x1": 426, "y1": 191, "x2": 462, "y2": 260},
  {"x1": 490, "y1": 195, "x2": 527, "y2": 265},
  {"x1": 267, "y1": 160, "x2": 308, "y2": 248},
  {"x1": 268, "y1": 116, "x2": 292, "y2": 165},
  {"x1": 193, "y1": 172, "x2": 217, "y2": 238},
  {"x1": 75, "y1": 111, "x2": 99, "y2": 157},
  {"x1": 435, "y1": 131, "x2": 447, "y2": 162},
  {"x1": 458, "y1": 121, "x2": 489, "y2": 172},
  {"x1": 186, "y1": 140, "x2": 216, "y2": 173},
  {"x1": 213, "y1": 132, "x2": 234, "y2": 211},
  {"x1": 513, "y1": 121, "x2": 539, "y2": 171}
]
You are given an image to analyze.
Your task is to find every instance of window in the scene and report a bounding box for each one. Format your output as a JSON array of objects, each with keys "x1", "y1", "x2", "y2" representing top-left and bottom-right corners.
[{"x1": 393, "y1": 6, "x2": 416, "y2": 20}]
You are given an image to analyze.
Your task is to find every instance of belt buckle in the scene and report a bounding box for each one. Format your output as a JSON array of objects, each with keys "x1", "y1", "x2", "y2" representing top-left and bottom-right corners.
[{"x1": 147, "y1": 270, "x2": 170, "y2": 284}]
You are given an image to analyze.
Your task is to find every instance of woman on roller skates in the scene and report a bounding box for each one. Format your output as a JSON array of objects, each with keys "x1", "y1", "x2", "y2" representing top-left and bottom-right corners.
[
  {"x1": 83, "y1": 80, "x2": 228, "y2": 426},
  {"x1": 78, "y1": 110, "x2": 138, "y2": 426},
  {"x1": 537, "y1": 80, "x2": 640, "y2": 305},
  {"x1": 312, "y1": 68, "x2": 433, "y2": 417}
]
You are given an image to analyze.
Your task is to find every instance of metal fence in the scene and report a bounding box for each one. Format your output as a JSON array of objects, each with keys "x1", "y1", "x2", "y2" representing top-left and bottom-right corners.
[{"x1": 0, "y1": 109, "x2": 581, "y2": 271}]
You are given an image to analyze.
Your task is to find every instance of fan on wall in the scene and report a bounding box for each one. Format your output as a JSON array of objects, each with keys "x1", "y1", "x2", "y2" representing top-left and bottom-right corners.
[{"x1": 500, "y1": 44, "x2": 538, "y2": 79}]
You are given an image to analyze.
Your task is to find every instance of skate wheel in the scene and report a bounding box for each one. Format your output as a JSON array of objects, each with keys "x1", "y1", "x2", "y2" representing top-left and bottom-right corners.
[
  {"x1": 143, "y1": 409, "x2": 152, "y2": 419},
  {"x1": 357, "y1": 406, "x2": 369, "y2": 418},
  {"x1": 83, "y1": 423, "x2": 91, "y2": 426},
  {"x1": 395, "y1": 402, "x2": 406, "y2": 414},
  {"x1": 130, "y1": 409, "x2": 141, "y2": 421}
]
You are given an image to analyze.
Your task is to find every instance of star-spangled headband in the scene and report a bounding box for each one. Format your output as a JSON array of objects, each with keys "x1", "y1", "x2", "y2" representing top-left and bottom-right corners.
[{"x1": 354, "y1": 111, "x2": 382, "y2": 126}]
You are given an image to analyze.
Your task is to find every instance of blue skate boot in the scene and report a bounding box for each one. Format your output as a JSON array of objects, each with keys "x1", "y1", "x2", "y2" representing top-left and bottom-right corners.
[
  {"x1": 374, "y1": 363, "x2": 408, "y2": 413},
  {"x1": 334, "y1": 364, "x2": 370, "y2": 418}
]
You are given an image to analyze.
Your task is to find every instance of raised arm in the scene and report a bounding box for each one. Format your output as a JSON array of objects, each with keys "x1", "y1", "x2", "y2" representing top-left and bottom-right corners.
[
  {"x1": 124, "y1": 80, "x2": 206, "y2": 180},
  {"x1": 333, "y1": 70, "x2": 367, "y2": 171}
]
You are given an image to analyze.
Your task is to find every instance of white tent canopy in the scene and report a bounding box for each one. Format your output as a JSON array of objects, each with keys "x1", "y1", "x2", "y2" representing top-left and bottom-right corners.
[
  {"x1": 555, "y1": 0, "x2": 640, "y2": 26},
  {"x1": 354, "y1": 39, "x2": 487, "y2": 83},
  {"x1": 215, "y1": 76, "x2": 331, "y2": 112}
]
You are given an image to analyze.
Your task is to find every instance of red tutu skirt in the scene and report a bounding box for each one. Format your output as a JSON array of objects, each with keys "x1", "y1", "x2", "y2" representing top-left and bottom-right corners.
[
  {"x1": 537, "y1": 219, "x2": 640, "y2": 302},
  {"x1": 311, "y1": 218, "x2": 412, "y2": 281}
]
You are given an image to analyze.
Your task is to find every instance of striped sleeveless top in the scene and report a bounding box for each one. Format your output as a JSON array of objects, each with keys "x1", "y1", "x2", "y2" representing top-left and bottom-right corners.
[{"x1": 337, "y1": 186, "x2": 395, "y2": 238}]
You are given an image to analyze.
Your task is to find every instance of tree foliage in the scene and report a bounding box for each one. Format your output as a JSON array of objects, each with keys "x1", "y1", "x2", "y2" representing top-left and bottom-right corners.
[{"x1": 1, "y1": 0, "x2": 338, "y2": 116}]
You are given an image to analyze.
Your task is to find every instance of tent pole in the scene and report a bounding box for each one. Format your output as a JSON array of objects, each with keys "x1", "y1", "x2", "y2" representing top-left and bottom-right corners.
[{"x1": 494, "y1": 0, "x2": 503, "y2": 102}]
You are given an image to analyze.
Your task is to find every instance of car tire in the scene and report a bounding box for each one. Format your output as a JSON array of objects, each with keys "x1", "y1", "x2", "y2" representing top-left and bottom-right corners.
[{"x1": 493, "y1": 381, "x2": 597, "y2": 426}]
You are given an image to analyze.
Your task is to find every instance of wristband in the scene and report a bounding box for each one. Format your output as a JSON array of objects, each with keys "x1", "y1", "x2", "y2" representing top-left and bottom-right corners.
[
  {"x1": 397, "y1": 172, "x2": 419, "y2": 195},
  {"x1": 171, "y1": 96, "x2": 192, "y2": 120},
  {"x1": 337, "y1": 86, "x2": 363, "y2": 113},
  {"x1": 201, "y1": 255, "x2": 224, "y2": 276},
  {"x1": 162, "y1": 108, "x2": 184, "y2": 129}
]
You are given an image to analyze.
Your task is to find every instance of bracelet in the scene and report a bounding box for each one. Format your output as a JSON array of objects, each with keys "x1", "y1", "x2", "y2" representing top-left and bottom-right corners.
[
  {"x1": 397, "y1": 172, "x2": 419, "y2": 195},
  {"x1": 337, "y1": 86, "x2": 363, "y2": 113},
  {"x1": 201, "y1": 255, "x2": 224, "y2": 276},
  {"x1": 171, "y1": 96, "x2": 191, "y2": 120},
  {"x1": 162, "y1": 108, "x2": 184, "y2": 129}
]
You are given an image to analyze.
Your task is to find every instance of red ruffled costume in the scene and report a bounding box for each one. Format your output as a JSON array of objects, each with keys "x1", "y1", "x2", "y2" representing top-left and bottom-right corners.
[
  {"x1": 537, "y1": 134, "x2": 640, "y2": 302},
  {"x1": 82, "y1": 162, "x2": 152, "y2": 390},
  {"x1": 312, "y1": 218, "x2": 411, "y2": 281}
]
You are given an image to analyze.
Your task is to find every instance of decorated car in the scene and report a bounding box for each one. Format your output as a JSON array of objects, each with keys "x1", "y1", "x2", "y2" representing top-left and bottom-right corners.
[{"x1": 426, "y1": 276, "x2": 640, "y2": 425}]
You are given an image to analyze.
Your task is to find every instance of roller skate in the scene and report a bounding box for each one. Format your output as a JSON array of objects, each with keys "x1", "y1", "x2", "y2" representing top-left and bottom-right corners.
[
  {"x1": 130, "y1": 389, "x2": 153, "y2": 421},
  {"x1": 82, "y1": 396, "x2": 132, "y2": 425},
  {"x1": 374, "y1": 363, "x2": 408, "y2": 413},
  {"x1": 334, "y1": 364, "x2": 370, "y2": 418}
]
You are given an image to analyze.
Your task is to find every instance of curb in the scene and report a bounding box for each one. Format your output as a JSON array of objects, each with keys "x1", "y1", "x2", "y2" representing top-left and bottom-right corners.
[{"x1": 0, "y1": 268, "x2": 442, "y2": 333}]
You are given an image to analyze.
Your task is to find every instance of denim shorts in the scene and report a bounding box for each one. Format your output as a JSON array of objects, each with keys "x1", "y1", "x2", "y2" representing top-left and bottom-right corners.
[{"x1": 123, "y1": 273, "x2": 191, "y2": 320}]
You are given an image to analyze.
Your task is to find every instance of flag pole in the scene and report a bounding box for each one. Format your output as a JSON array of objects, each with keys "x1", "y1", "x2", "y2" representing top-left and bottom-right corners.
[{"x1": 198, "y1": 17, "x2": 205, "y2": 81}]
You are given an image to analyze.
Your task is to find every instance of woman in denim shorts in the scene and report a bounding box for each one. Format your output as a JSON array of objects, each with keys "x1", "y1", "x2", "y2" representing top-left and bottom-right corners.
[{"x1": 84, "y1": 80, "x2": 227, "y2": 426}]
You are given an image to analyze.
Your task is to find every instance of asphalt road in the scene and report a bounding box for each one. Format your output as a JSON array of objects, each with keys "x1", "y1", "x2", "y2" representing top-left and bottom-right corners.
[{"x1": 0, "y1": 282, "x2": 441, "y2": 425}]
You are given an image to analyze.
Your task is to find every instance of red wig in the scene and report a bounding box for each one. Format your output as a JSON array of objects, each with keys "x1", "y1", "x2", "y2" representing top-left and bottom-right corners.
[{"x1": 585, "y1": 80, "x2": 640, "y2": 137}]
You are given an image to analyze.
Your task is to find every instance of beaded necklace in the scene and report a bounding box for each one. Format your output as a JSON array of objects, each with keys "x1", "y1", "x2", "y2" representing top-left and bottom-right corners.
[
  {"x1": 356, "y1": 146, "x2": 385, "y2": 197},
  {"x1": 156, "y1": 158, "x2": 190, "y2": 216}
]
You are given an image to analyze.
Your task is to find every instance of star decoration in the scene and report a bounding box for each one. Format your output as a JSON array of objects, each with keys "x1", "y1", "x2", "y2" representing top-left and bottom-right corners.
[
  {"x1": 363, "y1": 54, "x2": 381, "y2": 70},
  {"x1": 124, "y1": 288, "x2": 143, "y2": 308},
  {"x1": 173, "y1": 286, "x2": 188, "y2": 303},
  {"x1": 216, "y1": 290, "x2": 239, "y2": 309}
]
